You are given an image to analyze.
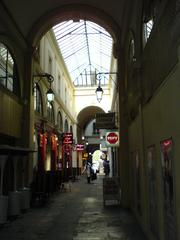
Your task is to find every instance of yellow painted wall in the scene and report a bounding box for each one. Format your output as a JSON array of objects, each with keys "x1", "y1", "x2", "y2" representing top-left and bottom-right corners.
[
  {"x1": 0, "y1": 90, "x2": 22, "y2": 138},
  {"x1": 128, "y1": 60, "x2": 180, "y2": 240}
]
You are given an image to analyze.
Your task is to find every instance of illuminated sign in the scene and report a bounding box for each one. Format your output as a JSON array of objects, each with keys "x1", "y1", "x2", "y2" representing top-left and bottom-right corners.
[
  {"x1": 62, "y1": 133, "x2": 73, "y2": 145},
  {"x1": 76, "y1": 144, "x2": 84, "y2": 151}
]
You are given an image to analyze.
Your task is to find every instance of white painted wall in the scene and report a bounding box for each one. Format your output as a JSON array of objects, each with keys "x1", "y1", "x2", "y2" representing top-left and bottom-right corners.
[{"x1": 74, "y1": 86, "x2": 111, "y2": 115}]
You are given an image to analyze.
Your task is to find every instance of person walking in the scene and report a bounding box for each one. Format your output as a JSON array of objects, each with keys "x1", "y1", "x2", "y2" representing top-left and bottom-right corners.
[
  {"x1": 91, "y1": 163, "x2": 97, "y2": 181},
  {"x1": 82, "y1": 161, "x2": 92, "y2": 183},
  {"x1": 103, "y1": 159, "x2": 110, "y2": 177}
]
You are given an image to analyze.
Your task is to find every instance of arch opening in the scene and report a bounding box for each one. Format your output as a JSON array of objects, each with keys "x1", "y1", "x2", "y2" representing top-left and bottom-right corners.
[{"x1": 29, "y1": 4, "x2": 121, "y2": 50}]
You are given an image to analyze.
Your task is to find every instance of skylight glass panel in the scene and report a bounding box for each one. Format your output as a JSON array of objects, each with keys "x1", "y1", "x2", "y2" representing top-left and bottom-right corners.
[{"x1": 53, "y1": 20, "x2": 113, "y2": 86}]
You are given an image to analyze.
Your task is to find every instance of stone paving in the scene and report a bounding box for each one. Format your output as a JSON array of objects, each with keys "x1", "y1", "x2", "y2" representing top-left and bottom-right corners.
[{"x1": 0, "y1": 176, "x2": 147, "y2": 240}]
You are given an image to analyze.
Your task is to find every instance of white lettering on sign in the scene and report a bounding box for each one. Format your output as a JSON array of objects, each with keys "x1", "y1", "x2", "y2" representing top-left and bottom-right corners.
[
  {"x1": 105, "y1": 131, "x2": 119, "y2": 146},
  {"x1": 107, "y1": 136, "x2": 118, "y2": 140}
]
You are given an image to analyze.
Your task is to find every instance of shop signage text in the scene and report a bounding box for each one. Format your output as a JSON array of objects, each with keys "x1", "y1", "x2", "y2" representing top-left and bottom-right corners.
[
  {"x1": 62, "y1": 133, "x2": 73, "y2": 145},
  {"x1": 105, "y1": 131, "x2": 119, "y2": 146}
]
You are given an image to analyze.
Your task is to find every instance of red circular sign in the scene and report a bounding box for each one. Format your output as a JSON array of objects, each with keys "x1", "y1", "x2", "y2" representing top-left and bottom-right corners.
[{"x1": 106, "y1": 132, "x2": 119, "y2": 144}]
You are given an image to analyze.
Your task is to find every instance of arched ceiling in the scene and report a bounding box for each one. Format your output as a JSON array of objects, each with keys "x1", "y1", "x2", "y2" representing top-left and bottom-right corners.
[
  {"x1": 1, "y1": 1, "x2": 125, "y2": 43},
  {"x1": 77, "y1": 106, "x2": 104, "y2": 129}
]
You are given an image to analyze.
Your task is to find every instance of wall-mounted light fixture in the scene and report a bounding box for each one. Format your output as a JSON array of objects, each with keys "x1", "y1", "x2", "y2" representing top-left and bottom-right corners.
[
  {"x1": 95, "y1": 81, "x2": 104, "y2": 103},
  {"x1": 95, "y1": 72, "x2": 118, "y2": 103},
  {"x1": 33, "y1": 73, "x2": 55, "y2": 102}
]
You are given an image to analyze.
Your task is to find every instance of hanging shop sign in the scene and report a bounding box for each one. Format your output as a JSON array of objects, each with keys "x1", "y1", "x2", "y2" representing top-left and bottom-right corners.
[
  {"x1": 95, "y1": 112, "x2": 116, "y2": 129},
  {"x1": 105, "y1": 131, "x2": 119, "y2": 147},
  {"x1": 39, "y1": 133, "x2": 47, "y2": 158},
  {"x1": 51, "y1": 134, "x2": 58, "y2": 150},
  {"x1": 76, "y1": 144, "x2": 84, "y2": 151},
  {"x1": 62, "y1": 133, "x2": 73, "y2": 145}
]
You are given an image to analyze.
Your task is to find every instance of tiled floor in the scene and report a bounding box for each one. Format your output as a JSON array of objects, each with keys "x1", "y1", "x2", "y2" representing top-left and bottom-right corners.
[{"x1": 0, "y1": 176, "x2": 147, "y2": 240}]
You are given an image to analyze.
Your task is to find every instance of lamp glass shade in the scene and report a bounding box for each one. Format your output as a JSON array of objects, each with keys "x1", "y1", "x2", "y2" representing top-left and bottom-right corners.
[
  {"x1": 95, "y1": 86, "x2": 103, "y2": 102},
  {"x1": 47, "y1": 88, "x2": 54, "y2": 102}
]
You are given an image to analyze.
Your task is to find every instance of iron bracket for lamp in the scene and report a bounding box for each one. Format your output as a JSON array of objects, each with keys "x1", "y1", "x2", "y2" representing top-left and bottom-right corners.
[
  {"x1": 96, "y1": 72, "x2": 118, "y2": 87},
  {"x1": 33, "y1": 73, "x2": 54, "y2": 84},
  {"x1": 95, "y1": 71, "x2": 118, "y2": 103},
  {"x1": 33, "y1": 73, "x2": 55, "y2": 101}
]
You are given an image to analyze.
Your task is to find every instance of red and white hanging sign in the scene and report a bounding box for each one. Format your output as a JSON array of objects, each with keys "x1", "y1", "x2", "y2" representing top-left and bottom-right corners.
[
  {"x1": 105, "y1": 131, "x2": 119, "y2": 146},
  {"x1": 76, "y1": 144, "x2": 84, "y2": 151}
]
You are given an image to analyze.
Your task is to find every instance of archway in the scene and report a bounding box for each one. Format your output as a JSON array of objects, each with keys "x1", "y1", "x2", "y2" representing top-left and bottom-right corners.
[
  {"x1": 28, "y1": 4, "x2": 121, "y2": 52},
  {"x1": 77, "y1": 106, "x2": 104, "y2": 142}
]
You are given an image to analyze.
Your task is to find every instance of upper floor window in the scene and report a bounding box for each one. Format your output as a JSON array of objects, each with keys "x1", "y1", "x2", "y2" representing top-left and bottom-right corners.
[
  {"x1": 70, "y1": 125, "x2": 73, "y2": 133},
  {"x1": 128, "y1": 36, "x2": 135, "y2": 64},
  {"x1": 58, "y1": 74, "x2": 61, "y2": 96},
  {"x1": 47, "y1": 101, "x2": 54, "y2": 123},
  {"x1": 57, "y1": 111, "x2": 63, "y2": 131},
  {"x1": 65, "y1": 87, "x2": 67, "y2": 106},
  {"x1": 48, "y1": 56, "x2": 52, "y2": 74},
  {"x1": 142, "y1": 1, "x2": 155, "y2": 47},
  {"x1": 143, "y1": 19, "x2": 154, "y2": 43},
  {"x1": 0, "y1": 43, "x2": 19, "y2": 94},
  {"x1": 125, "y1": 32, "x2": 136, "y2": 92},
  {"x1": 64, "y1": 119, "x2": 69, "y2": 133},
  {"x1": 34, "y1": 83, "x2": 43, "y2": 114},
  {"x1": 34, "y1": 44, "x2": 40, "y2": 61}
]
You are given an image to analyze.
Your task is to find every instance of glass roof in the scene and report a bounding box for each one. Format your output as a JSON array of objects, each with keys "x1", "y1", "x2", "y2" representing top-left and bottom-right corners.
[{"x1": 53, "y1": 20, "x2": 113, "y2": 87}]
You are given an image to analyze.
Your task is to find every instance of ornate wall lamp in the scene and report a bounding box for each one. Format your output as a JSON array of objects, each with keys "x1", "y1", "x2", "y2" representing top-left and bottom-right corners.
[
  {"x1": 33, "y1": 73, "x2": 55, "y2": 102},
  {"x1": 95, "y1": 79, "x2": 104, "y2": 103},
  {"x1": 95, "y1": 72, "x2": 118, "y2": 103}
]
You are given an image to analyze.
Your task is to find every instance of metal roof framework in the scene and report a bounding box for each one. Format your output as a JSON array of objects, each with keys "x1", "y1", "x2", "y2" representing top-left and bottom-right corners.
[{"x1": 53, "y1": 20, "x2": 113, "y2": 87}]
